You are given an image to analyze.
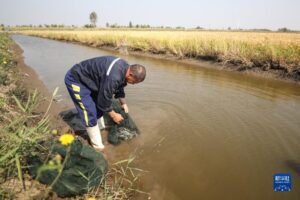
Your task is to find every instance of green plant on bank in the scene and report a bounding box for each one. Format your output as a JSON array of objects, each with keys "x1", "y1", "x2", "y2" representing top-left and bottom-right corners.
[
  {"x1": 0, "y1": 33, "x2": 13, "y2": 65},
  {"x1": 0, "y1": 89, "x2": 50, "y2": 175},
  {"x1": 0, "y1": 71, "x2": 8, "y2": 85},
  {"x1": 12, "y1": 89, "x2": 39, "y2": 113},
  {"x1": 8, "y1": 86, "x2": 28, "y2": 103},
  {"x1": 0, "y1": 33, "x2": 13, "y2": 50},
  {"x1": 0, "y1": 33, "x2": 14, "y2": 86},
  {"x1": 0, "y1": 187, "x2": 16, "y2": 200},
  {"x1": 0, "y1": 97, "x2": 6, "y2": 110},
  {"x1": 0, "y1": 88, "x2": 58, "y2": 199}
]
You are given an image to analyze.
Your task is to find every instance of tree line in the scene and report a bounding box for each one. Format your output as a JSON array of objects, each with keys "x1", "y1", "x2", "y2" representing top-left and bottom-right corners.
[{"x1": 0, "y1": 11, "x2": 298, "y2": 32}]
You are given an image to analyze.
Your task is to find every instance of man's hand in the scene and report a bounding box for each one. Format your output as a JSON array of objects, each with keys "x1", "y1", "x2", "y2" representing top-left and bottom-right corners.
[
  {"x1": 112, "y1": 113, "x2": 124, "y2": 124},
  {"x1": 121, "y1": 103, "x2": 129, "y2": 113},
  {"x1": 108, "y1": 110, "x2": 124, "y2": 124},
  {"x1": 119, "y1": 98, "x2": 129, "y2": 113}
]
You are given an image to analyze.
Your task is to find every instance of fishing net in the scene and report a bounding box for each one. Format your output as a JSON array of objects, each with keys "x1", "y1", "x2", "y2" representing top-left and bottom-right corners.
[
  {"x1": 103, "y1": 101, "x2": 140, "y2": 144},
  {"x1": 59, "y1": 101, "x2": 140, "y2": 145},
  {"x1": 27, "y1": 139, "x2": 108, "y2": 197}
]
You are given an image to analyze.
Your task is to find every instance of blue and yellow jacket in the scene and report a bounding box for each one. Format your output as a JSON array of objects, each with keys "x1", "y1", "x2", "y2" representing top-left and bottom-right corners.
[{"x1": 71, "y1": 56, "x2": 128, "y2": 113}]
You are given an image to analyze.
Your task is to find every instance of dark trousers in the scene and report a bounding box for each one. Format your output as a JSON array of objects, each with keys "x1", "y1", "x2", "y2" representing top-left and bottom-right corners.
[{"x1": 64, "y1": 70, "x2": 103, "y2": 127}]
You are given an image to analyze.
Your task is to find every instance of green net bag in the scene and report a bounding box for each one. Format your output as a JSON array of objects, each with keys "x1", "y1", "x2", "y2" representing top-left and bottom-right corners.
[{"x1": 27, "y1": 139, "x2": 108, "y2": 197}]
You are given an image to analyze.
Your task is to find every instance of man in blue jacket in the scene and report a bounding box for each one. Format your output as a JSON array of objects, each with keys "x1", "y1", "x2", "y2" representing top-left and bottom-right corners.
[{"x1": 64, "y1": 56, "x2": 146, "y2": 150}]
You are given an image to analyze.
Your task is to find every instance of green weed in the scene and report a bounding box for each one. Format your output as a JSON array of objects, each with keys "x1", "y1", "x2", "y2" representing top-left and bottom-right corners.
[
  {"x1": 8, "y1": 86, "x2": 27, "y2": 103},
  {"x1": 0, "y1": 97, "x2": 6, "y2": 110}
]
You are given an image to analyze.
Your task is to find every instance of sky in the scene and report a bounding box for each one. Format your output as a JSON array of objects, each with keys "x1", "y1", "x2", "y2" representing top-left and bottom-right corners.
[{"x1": 0, "y1": 0, "x2": 299, "y2": 30}]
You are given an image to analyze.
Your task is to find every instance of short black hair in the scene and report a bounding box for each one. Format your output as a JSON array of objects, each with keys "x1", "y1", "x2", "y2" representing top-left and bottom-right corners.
[{"x1": 130, "y1": 64, "x2": 146, "y2": 82}]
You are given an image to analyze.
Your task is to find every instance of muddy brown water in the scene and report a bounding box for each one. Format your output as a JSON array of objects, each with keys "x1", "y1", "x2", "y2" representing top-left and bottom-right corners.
[{"x1": 13, "y1": 34, "x2": 300, "y2": 200}]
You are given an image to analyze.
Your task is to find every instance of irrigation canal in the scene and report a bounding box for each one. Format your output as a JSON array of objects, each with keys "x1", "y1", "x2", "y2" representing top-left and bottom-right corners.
[{"x1": 13, "y1": 34, "x2": 300, "y2": 200}]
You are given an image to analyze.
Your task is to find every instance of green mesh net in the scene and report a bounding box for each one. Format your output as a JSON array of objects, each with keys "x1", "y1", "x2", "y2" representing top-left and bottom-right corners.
[
  {"x1": 27, "y1": 139, "x2": 108, "y2": 197},
  {"x1": 59, "y1": 101, "x2": 140, "y2": 145},
  {"x1": 103, "y1": 101, "x2": 140, "y2": 144}
]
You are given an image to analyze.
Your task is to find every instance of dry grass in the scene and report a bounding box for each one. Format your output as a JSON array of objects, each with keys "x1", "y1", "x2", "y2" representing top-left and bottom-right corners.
[{"x1": 17, "y1": 29, "x2": 300, "y2": 74}]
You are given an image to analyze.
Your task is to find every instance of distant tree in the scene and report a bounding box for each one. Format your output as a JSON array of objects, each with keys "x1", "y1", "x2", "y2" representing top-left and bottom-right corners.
[
  {"x1": 277, "y1": 27, "x2": 290, "y2": 32},
  {"x1": 129, "y1": 21, "x2": 133, "y2": 28},
  {"x1": 106, "y1": 22, "x2": 109, "y2": 28},
  {"x1": 139, "y1": 24, "x2": 150, "y2": 28},
  {"x1": 84, "y1": 24, "x2": 93, "y2": 28},
  {"x1": 111, "y1": 23, "x2": 119, "y2": 28},
  {"x1": 250, "y1": 28, "x2": 271, "y2": 32},
  {"x1": 196, "y1": 26, "x2": 204, "y2": 30},
  {"x1": 227, "y1": 27, "x2": 231, "y2": 30},
  {"x1": 89, "y1": 11, "x2": 98, "y2": 28}
]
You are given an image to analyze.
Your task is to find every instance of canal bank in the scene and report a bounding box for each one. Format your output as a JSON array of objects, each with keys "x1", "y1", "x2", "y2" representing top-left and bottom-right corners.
[{"x1": 16, "y1": 30, "x2": 300, "y2": 84}]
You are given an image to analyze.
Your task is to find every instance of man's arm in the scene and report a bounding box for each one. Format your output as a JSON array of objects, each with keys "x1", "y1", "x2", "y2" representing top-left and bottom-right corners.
[
  {"x1": 119, "y1": 98, "x2": 129, "y2": 113},
  {"x1": 115, "y1": 84, "x2": 129, "y2": 113},
  {"x1": 97, "y1": 79, "x2": 124, "y2": 124}
]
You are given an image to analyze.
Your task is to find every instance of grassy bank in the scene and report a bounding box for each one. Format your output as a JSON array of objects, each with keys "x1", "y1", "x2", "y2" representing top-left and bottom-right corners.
[
  {"x1": 17, "y1": 29, "x2": 300, "y2": 81},
  {"x1": 0, "y1": 32, "x2": 50, "y2": 198},
  {"x1": 0, "y1": 33, "x2": 147, "y2": 200}
]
